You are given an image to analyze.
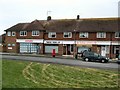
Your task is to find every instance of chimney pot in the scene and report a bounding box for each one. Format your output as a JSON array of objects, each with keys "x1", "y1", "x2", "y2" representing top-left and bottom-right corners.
[
  {"x1": 77, "y1": 15, "x2": 80, "y2": 20},
  {"x1": 47, "y1": 16, "x2": 51, "y2": 21}
]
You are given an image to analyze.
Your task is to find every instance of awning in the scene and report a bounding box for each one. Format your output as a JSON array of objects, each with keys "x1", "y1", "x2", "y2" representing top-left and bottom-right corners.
[{"x1": 77, "y1": 44, "x2": 92, "y2": 47}]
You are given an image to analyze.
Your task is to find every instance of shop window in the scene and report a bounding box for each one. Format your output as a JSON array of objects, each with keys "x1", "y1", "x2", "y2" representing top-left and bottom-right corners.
[
  {"x1": 63, "y1": 32, "x2": 72, "y2": 38},
  {"x1": 115, "y1": 32, "x2": 120, "y2": 38},
  {"x1": 7, "y1": 32, "x2": 11, "y2": 36},
  {"x1": 97, "y1": 32, "x2": 106, "y2": 38},
  {"x1": 20, "y1": 31, "x2": 27, "y2": 36},
  {"x1": 12, "y1": 32, "x2": 16, "y2": 36},
  {"x1": 79, "y1": 32, "x2": 88, "y2": 38},
  {"x1": 48, "y1": 32, "x2": 56, "y2": 38},
  {"x1": 32, "y1": 31, "x2": 39, "y2": 36}
]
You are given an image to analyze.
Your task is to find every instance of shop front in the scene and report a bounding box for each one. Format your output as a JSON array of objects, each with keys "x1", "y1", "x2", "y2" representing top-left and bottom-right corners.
[
  {"x1": 44, "y1": 40, "x2": 74, "y2": 55},
  {"x1": 44, "y1": 40, "x2": 62, "y2": 54},
  {"x1": 16, "y1": 39, "x2": 43, "y2": 54}
]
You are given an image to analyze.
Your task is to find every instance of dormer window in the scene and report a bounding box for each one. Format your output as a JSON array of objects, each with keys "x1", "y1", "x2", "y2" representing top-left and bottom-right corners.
[
  {"x1": 20, "y1": 31, "x2": 27, "y2": 36},
  {"x1": 48, "y1": 32, "x2": 56, "y2": 38},
  {"x1": 63, "y1": 32, "x2": 72, "y2": 38},
  {"x1": 97, "y1": 32, "x2": 106, "y2": 38},
  {"x1": 32, "y1": 31, "x2": 39, "y2": 36}
]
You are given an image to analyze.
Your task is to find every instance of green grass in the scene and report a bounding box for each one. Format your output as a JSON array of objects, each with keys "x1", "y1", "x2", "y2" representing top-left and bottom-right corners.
[
  {"x1": 0, "y1": 60, "x2": 2, "y2": 89},
  {"x1": 2, "y1": 59, "x2": 118, "y2": 88}
]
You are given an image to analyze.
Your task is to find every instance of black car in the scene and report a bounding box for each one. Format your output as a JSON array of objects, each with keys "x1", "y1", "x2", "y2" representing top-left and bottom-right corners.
[{"x1": 82, "y1": 51, "x2": 109, "y2": 63}]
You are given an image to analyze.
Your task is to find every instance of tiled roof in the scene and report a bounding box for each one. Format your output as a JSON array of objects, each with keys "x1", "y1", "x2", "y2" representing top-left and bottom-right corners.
[
  {"x1": 5, "y1": 18, "x2": 119, "y2": 32},
  {"x1": 4, "y1": 23, "x2": 29, "y2": 31},
  {"x1": 25, "y1": 20, "x2": 45, "y2": 31}
]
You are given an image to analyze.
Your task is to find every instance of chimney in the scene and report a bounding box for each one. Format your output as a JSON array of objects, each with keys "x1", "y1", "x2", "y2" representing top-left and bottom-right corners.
[
  {"x1": 77, "y1": 15, "x2": 80, "y2": 20},
  {"x1": 47, "y1": 16, "x2": 51, "y2": 21}
]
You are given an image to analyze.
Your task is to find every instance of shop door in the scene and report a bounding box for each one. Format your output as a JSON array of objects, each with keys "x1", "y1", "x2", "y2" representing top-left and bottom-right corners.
[{"x1": 101, "y1": 46, "x2": 106, "y2": 56}]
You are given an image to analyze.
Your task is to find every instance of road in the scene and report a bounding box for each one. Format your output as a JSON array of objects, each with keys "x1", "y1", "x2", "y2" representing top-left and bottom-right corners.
[{"x1": 1, "y1": 55, "x2": 119, "y2": 70}]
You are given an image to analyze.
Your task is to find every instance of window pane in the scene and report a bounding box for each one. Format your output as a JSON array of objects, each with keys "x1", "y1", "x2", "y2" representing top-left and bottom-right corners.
[
  {"x1": 48, "y1": 32, "x2": 56, "y2": 38},
  {"x1": 115, "y1": 32, "x2": 120, "y2": 38},
  {"x1": 7, "y1": 32, "x2": 11, "y2": 36},
  {"x1": 32, "y1": 31, "x2": 39, "y2": 36},
  {"x1": 64, "y1": 32, "x2": 72, "y2": 38},
  {"x1": 97, "y1": 32, "x2": 106, "y2": 38},
  {"x1": 79, "y1": 32, "x2": 88, "y2": 38},
  {"x1": 12, "y1": 32, "x2": 15, "y2": 36}
]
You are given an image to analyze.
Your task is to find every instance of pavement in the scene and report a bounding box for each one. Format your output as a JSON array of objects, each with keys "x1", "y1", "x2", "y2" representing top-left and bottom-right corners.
[{"x1": 0, "y1": 52, "x2": 118, "y2": 63}]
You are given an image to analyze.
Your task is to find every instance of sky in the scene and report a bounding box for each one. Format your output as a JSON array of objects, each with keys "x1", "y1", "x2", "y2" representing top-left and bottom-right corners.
[{"x1": 0, "y1": 0, "x2": 119, "y2": 35}]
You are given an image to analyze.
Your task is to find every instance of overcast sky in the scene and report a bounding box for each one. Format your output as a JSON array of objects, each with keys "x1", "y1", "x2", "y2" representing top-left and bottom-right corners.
[{"x1": 0, "y1": 0, "x2": 119, "y2": 35}]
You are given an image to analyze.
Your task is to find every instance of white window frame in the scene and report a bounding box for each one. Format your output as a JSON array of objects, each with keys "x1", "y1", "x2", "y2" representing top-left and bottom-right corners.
[
  {"x1": 79, "y1": 32, "x2": 88, "y2": 38},
  {"x1": 32, "y1": 31, "x2": 39, "y2": 36},
  {"x1": 12, "y1": 32, "x2": 16, "y2": 36},
  {"x1": 115, "y1": 32, "x2": 120, "y2": 38},
  {"x1": 48, "y1": 32, "x2": 56, "y2": 38},
  {"x1": 63, "y1": 32, "x2": 72, "y2": 38},
  {"x1": 97, "y1": 32, "x2": 106, "y2": 38},
  {"x1": 20, "y1": 31, "x2": 27, "y2": 36},
  {"x1": 7, "y1": 31, "x2": 11, "y2": 36}
]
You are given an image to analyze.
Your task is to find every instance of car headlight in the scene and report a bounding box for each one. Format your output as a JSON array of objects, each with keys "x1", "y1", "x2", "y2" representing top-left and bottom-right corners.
[{"x1": 106, "y1": 57, "x2": 109, "y2": 60}]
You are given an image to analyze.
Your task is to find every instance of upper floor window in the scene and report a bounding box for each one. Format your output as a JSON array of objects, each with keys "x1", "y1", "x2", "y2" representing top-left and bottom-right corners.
[
  {"x1": 48, "y1": 32, "x2": 56, "y2": 38},
  {"x1": 32, "y1": 31, "x2": 39, "y2": 36},
  {"x1": 97, "y1": 32, "x2": 106, "y2": 38},
  {"x1": 12, "y1": 32, "x2": 16, "y2": 36},
  {"x1": 79, "y1": 32, "x2": 88, "y2": 38},
  {"x1": 20, "y1": 31, "x2": 27, "y2": 36},
  {"x1": 7, "y1": 31, "x2": 11, "y2": 36},
  {"x1": 63, "y1": 32, "x2": 72, "y2": 38},
  {"x1": 8, "y1": 44, "x2": 11, "y2": 46},
  {"x1": 115, "y1": 32, "x2": 120, "y2": 38}
]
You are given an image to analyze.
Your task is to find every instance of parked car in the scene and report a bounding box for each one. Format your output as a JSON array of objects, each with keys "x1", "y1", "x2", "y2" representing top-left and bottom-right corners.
[
  {"x1": 117, "y1": 54, "x2": 120, "y2": 64},
  {"x1": 82, "y1": 51, "x2": 109, "y2": 63}
]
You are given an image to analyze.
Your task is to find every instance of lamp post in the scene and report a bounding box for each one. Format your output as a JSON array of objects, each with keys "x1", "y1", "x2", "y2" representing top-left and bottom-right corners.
[
  {"x1": 74, "y1": 29, "x2": 77, "y2": 59},
  {"x1": 110, "y1": 32, "x2": 112, "y2": 59}
]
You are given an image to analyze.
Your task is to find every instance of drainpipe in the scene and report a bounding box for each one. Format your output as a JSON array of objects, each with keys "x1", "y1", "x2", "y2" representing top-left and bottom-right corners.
[{"x1": 74, "y1": 29, "x2": 77, "y2": 59}]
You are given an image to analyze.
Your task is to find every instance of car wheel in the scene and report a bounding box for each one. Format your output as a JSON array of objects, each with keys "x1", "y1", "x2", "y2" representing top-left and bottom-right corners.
[
  {"x1": 101, "y1": 59, "x2": 105, "y2": 63},
  {"x1": 85, "y1": 58, "x2": 89, "y2": 62}
]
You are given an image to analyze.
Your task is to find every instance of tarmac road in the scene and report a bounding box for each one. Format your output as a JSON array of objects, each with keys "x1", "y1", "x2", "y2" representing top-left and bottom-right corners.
[{"x1": 1, "y1": 55, "x2": 119, "y2": 70}]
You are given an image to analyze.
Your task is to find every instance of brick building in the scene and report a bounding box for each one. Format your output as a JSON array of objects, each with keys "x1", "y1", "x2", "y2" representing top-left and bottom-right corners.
[{"x1": 3, "y1": 17, "x2": 120, "y2": 59}]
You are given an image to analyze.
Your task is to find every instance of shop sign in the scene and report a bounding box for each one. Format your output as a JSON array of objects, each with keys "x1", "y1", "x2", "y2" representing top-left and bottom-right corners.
[
  {"x1": 16, "y1": 39, "x2": 43, "y2": 43},
  {"x1": 25, "y1": 40, "x2": 33, "y2": 43},
  {"x1": 76, "y1": 41, "x2": 96, "y2": 44},
  {"x1": 45, "y1": 41, "x2": 61, "y2": 44},
  {"x1": 8, "y1": 47, "x2": 12, "y2": 49}
]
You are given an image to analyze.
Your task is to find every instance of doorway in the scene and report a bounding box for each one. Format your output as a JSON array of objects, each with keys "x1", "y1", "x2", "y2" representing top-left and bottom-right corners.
[{"x1": 101, "y1": 46, "x2": 106, "y2": 56}]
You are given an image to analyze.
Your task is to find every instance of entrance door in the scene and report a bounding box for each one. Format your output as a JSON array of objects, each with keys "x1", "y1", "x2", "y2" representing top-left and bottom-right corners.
[
  {"x1": 101, "y1": 46, "x2": 106, "y2": 56},
  {"x1": 116, "y1": 50, "x2": 119, "y2": 58}
]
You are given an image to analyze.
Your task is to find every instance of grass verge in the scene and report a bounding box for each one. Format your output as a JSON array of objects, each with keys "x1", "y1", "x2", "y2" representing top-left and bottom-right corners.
[{"x1": 2, "y1": 59, "x2": 119, "y2": 88}]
